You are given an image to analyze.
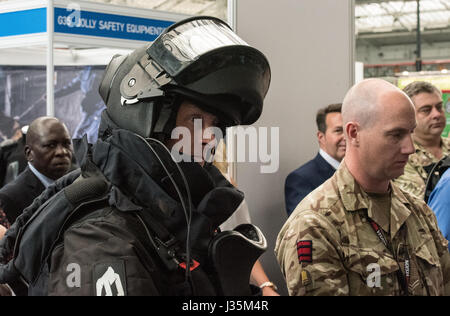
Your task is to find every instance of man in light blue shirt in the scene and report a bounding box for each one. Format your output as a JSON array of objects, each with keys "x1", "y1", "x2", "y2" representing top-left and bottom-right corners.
[
  {"x1": 27, "y1": 161, "x2": 56, "y2": 189},
  {"x1": 428, "y1": 167, "x2": 450, "y2": 251}
]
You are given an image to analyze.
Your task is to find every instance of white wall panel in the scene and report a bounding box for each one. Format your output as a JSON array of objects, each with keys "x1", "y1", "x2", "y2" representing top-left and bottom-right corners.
[{"x1": 233, "y1": 0, "x2": 355, "y2": 295}]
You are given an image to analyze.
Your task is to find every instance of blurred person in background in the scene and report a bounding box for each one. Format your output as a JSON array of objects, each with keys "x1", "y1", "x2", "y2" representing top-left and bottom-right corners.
[
  {"x1": 0, "y1": 125, "x2": 28, "y2": 188},
  {"x1": 394, "y1": 81, "x2": 449, "y2": 199},
  {"x1": 284, "y1": 103, "x2": 345, "y2": 216},
  {"x1": 0, "y1": 117, "x2": 73, "y2": 226}
]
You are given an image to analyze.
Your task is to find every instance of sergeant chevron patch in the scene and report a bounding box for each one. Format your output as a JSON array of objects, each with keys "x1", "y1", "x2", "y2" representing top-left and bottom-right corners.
[{"x1": 297, "y1": 240, "x2": 313, "y2": 263}]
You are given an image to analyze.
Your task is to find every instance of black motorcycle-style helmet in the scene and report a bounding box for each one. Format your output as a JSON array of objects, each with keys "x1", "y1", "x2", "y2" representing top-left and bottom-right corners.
[{"x1": 98, "y1": 16, "x2": 271, "y2": 140}]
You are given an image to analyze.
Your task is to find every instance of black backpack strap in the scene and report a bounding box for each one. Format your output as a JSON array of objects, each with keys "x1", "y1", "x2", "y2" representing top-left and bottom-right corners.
[
  {"x1": 12, "y1": 176, "x2": 110, "y2": 286},
  {"x1": 64, "y1": 176, "x2": 110, "y2": 206},
  {"x1": 442, "y1": 155, "x2": 450, "y2": 168},
  {"x1": 135, "y1": 210, "x2": 181, "y2": 272},
  {"x1": 0, "y1": 169, "x2": 82, "y2": 266},
  {"x1": 424, "y1": 155, "x2": 450, "y2": 203}
]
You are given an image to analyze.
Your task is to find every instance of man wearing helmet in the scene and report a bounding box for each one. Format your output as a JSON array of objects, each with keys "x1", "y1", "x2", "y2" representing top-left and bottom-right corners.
[{"x1": 0, "y1": 17, "x2": 271, "y2": 296}]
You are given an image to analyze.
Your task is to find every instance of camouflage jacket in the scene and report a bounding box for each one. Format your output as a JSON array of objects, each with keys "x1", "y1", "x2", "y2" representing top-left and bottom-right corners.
[
  {"x1": 275, "y1": 161, "x2": 450, "y2": 296},
  {"x1": 394, "y1": 137, "x2": 450, "y2": 199}
]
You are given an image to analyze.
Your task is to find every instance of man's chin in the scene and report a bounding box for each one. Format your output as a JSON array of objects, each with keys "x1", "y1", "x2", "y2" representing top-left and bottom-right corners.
[
  {"x1": 334, "y1": 153, "x2": 345, "y2": 162},
  {"x1": 50, "y1": 167, "x2": 70, "y2": 179},
  {"x1": 428, "y1": 124, "x2": 445, "y2": 134},
  {"x1": 390, "y1": 168, "x2": 406, "y2": 180}
]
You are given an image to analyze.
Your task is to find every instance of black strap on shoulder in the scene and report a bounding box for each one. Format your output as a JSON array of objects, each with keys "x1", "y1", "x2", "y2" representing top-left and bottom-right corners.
[
  {"x1": 135, "y1": 210, "x2": 180, "y2": 272},
  {"x1": 442, "y1": 155, "x2": 450, "y2": 168},
  {"x1": 424, "y1": 155, "x2": 450, "y2": 203},
  {"x1": 53, "y1": 176, "x2": 111, "y2": 245},
  {"x1": 11, "y1": 175, "x2": 110, "y2": 286},
  {"x1": 64, "y1": 176, "x2": 110, "y2": 206},
  {"x1": 135, "y1": 211, "x2": 196, "y2": 296}
]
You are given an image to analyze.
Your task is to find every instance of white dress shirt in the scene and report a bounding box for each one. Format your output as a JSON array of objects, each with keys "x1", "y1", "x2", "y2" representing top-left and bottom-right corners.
[
  {"x1": 28, "y1": 162, "x2": 55, "y2": 188},
  {"x1": 319, "y1": 148, "x2": 341, "y2": 170}
]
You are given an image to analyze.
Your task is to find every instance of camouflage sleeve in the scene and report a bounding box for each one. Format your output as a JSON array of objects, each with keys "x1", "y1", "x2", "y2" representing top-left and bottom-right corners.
[
  {"x1": 275, "y1": 210, "x2": 348, "y2": 296},
  {"x1": 394, "y1": 162, "x2": 425, "y2": 199}
]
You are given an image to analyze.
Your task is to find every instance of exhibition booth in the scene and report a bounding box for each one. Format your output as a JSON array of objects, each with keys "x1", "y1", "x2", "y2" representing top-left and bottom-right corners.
[{"x1": 0, "y1": 0, "x2": 189, "y2": 142}]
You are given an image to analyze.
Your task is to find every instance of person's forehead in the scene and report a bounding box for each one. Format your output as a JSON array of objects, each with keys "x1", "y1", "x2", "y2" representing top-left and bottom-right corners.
[
  {"x1": 377, "y1": 88, "x2": 410, "y2": 106},
  {"x1": 325, "y1": 111, "x2": 342, "y2": 121},
  {"x1": 412, "y1": 91, "x2": 442, "y2": 106},
  {"x1": 178, "y1": 101, "x2": 217, "y2": 120},
  {"x1": 325, "y1": 112, "x2": 342, "y2": 127},
  {"x1": 373, "y1": 89, "x2": 410, "y2": 114},
  {"x1": 37, "y1": 121, "x2": 69, "y2": 140},
  {"x1": 378, "y1": 100, "x2": 415, "y2": 125}
]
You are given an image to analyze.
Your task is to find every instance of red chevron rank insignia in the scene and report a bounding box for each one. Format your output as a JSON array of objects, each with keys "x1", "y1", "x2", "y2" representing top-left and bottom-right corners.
[{"x1": 297, "y1": 240, "x2": 312, "y2": 263}]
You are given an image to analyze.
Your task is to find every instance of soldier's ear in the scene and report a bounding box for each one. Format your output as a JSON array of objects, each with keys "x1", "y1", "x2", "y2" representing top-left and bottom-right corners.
[{"x1": 345, "y1": 122, "x2": 359, "y2": 147}]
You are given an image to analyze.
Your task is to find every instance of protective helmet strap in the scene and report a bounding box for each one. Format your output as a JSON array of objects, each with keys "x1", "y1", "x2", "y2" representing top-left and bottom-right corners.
[{"x1": 153, "y1": 94, "x2": 181, "y2": 143}]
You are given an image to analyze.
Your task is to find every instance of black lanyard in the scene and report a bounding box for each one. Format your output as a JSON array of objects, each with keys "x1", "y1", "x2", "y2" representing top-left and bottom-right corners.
[{"x1": 365, "y1": 215, "x2": 410, "y2": 295}]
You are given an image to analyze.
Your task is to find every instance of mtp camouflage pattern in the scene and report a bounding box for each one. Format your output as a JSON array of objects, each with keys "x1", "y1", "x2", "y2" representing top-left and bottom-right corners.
[
  {"x1": 394, "y1": 137, "x2": 450, "y2": 199},
  {"x1": 275, "y1": 161, "x2": 450, "y2": 296}
]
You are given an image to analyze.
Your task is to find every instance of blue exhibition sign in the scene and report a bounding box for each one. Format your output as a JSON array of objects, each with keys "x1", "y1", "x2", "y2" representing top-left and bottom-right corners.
[
  {"x1": 0, "y1": 6, "x2": 174, "y2": 41},
  {"x1": 54, "y1": 7, "x2": 174, "y2": 42},
  {"x1": 0, "y1": 8, "x2": 47, "y2": 37}
]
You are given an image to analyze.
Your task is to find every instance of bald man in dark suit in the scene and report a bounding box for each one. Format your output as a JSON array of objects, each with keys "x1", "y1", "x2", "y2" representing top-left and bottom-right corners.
[{"x1": 0, "y1": 117, "x2": 73, "y2": 226}]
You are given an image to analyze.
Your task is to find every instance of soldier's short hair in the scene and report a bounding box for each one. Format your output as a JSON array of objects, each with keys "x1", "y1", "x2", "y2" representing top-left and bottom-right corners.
[
  {"x1": 402, "y1": 81, "x2": 442, "y2": 99},
  {"x1": 316, "y1": 103, "x2": 342, "y2": 133}
]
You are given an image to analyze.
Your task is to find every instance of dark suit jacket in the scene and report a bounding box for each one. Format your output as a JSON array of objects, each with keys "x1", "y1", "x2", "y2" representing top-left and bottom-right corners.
[
  {"x1": 285, "y1": 153, "x2": 336, "y2": 216},
  {"x1": 0, "y1": 166, "x2": 45, "y2": 224}
]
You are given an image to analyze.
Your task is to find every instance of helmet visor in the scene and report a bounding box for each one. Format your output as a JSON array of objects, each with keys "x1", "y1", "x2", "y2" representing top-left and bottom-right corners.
[{"x1": 147, "y1": 17, "x2": 249, "y2": 77}]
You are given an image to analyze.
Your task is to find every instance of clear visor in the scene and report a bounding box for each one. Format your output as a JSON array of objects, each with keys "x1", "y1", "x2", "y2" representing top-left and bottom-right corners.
[{"x1": 148, "y1": 18, "x2": 249, "y2": 76}]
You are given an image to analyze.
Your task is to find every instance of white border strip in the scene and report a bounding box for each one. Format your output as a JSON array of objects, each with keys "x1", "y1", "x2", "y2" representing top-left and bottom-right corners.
[{"x1": 47, "y1": 0, "x2": 54, "y2": 116}]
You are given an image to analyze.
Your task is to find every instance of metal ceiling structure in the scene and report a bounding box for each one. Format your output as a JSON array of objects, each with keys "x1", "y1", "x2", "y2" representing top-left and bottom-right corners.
[
  {"x1": 356, "y1": 0, "x2": 450, "y2": 46},
  {"x1": 2, "y1": 0, "x2": 447, "y2": 47},
  {"x1": 87, "y1": 0, "x2": 227, "y2": 21},
  {"x1": 2, "y1": 0, "x2": 450, "y2": 77},
  {"x1": 81, "y1": 0, "x2": 450, "y2": 48}
]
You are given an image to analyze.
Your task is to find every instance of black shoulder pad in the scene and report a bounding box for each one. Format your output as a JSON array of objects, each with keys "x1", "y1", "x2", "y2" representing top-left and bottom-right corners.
[
  {"x1": 64, "y1": 176, "x2": 110, "y2": 205},
  {"x1": 13, "y1": 176, "x2": 110, "y2": 285}
]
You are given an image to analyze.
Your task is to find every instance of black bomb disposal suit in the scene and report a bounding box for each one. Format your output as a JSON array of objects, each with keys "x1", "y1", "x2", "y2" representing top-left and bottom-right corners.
[{"x1": 0, "y1": 16, "x2": 271, "y2": 296}]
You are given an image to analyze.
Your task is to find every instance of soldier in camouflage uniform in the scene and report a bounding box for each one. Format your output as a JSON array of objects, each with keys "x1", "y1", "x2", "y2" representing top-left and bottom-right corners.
[
  {"x1": 394, "y1": 81, "x2": 450, "y2": 199},
  {"x1": 275, "y1": 79, "x2": 450, "y2": 296}
]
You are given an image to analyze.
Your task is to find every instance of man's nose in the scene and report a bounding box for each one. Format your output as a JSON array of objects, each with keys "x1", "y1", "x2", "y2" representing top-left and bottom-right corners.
[
  {"x1": 430, "y1": 106, "x2": 443, "y2": 119},
  {"x1": 55, "y1": 144, "x2": 71, "y2": 155},
  {"x1": 402, "y1": 135, "x2": 415, "y2": 155}
]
